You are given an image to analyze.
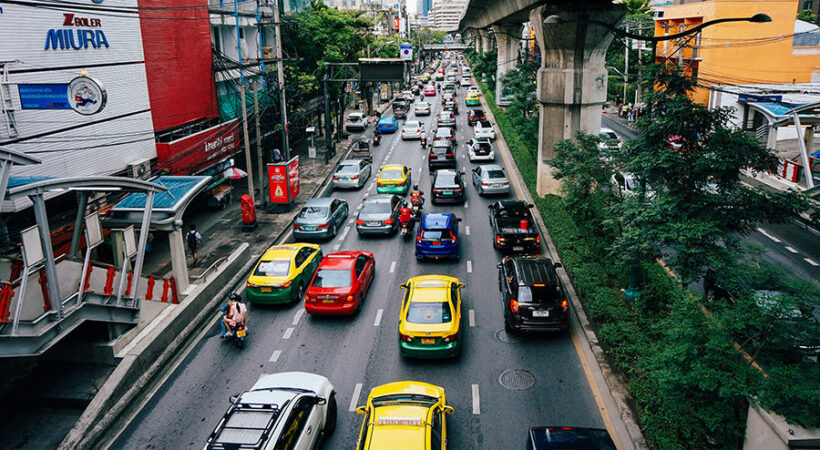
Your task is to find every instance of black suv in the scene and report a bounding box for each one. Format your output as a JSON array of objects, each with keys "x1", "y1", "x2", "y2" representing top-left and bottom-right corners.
[
  {"x1": 498, "y1": 256, "x2": 568, "y2": 333},
  {"x1": 467, "y1": 108, "x2": 485, "y2": 125},
  {"x1": 428, "y1": 139, "x2": 457, "y2": 170},
  {"x1": 431, "y1": 169, "x2": 466, "y2": 204}
]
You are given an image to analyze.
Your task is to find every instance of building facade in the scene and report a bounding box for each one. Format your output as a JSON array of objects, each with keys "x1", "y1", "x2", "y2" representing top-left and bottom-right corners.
[{"x1": 429, "y1": 0, "x2": 466, "y2": 31}]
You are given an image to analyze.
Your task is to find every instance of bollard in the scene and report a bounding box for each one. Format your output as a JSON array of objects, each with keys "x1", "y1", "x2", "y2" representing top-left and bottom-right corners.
[
  {"x1": 38, "y1": 268, "x2": 51, "y2": 312},
  {"x1": 83, "y1": 265, "x2": 93, "y2": 292},
  {"x1": 169, "y1": 277, "x2": 179, "y2": 304},
  {"x1": 103, "y1": 267, "x2": 116, "y2": 296},
  {"x1": 125, "y1": 271, "x2": 134, "y2": 296},
  {"x1": 0, "y1": 283, "x2": 14, "y2": 323},
  {"x1": 145, "y1": 276, "x2": 155, "y2": 301},
  {"x1": 161, "y1": 278, "x2": 170, "y2": 303}
]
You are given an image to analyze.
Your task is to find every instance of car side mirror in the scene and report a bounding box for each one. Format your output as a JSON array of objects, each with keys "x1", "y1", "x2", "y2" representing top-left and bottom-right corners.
[
  {"x1": 443, "y1": 405, "x2": 454, "y2": 414},
  {"x1": 528, "y1": 204, "x2": 535, "y2": 208},
  {"x1": 229, "y1": 395, "x2": 239, "y2": 404},
  {"x1": 314, "y1": 396, "x2": 327, "y2": 405},
  {"x1": 554, "y1": 262, "x2": 563, "y2": 269},
  {"x1": 355, "y1": 406, "x2": 367, "y2": 415},
  {"x1": 400, "y1": 283, "x2": 408, "y2": 289},
  {"x1": 487, "y1": 204, "x2": 493, "y2": 209},
  {"x1": 458, "y1": 283, "x2": 466, "y2": 289},
  {"x1": 496, "y1": 263, "x2": 502, "y2": 269},
  {"x1": 457, "y1": 218, "x2": 462, "y2": 222}
]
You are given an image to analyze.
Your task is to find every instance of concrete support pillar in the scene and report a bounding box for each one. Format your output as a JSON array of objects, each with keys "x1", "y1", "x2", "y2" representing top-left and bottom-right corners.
[
  {"x1": 530, "y1": 5, "x2": 625, "y2": 196},
  {"x1": 168, "y1": 226, "x2": 189, "y2": 293},
  {"x1": 493, "y1": 23, "x2": 523, "y2": 105},
  {"x1": 478, "y1": 29, "x2": 492, "y2": 53}
]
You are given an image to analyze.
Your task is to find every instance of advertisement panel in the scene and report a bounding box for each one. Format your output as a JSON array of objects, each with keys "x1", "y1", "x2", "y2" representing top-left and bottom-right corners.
[
  {"x1": 155, "y1": 119, "x2": 241, "y2": 175},
  {"x1": 287, "y1": 156, "x2": 300, "y2": 199},
  {"x1": 267, "y1": 156, "x2": 300, "y2": 204}
]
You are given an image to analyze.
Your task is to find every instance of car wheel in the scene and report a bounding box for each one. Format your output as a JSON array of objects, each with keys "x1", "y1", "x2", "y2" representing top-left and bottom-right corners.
[
  {"x1": 331, "y1": 223, "x2": 337, "y2": 238},
  {"x1": 504, "y1": 317, "x2": 514, "y2": 334},
  {"x1": 324, "y1": 394, "x2": 337, "y2": 438},
  {"x1": 293, "y1": 283, "x2": 306, "y2": 304}
]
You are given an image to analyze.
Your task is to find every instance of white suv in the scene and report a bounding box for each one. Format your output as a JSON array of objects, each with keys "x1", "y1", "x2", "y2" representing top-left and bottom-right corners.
[
  {"x1": 205, "y1": 372, "x2": 336, "y2": 450},
  {"x1": 344, "y1": 112, "x2": 367, "y2": 132},
  {"x1": 474, "y1": 119, "x2": 495, "y2": 140}
]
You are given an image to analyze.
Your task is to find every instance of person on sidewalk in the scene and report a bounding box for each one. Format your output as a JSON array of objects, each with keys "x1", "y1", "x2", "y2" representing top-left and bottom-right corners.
[
  {"x1": 272, "y1": 147, "x2": 283, "y2": 163},
  {"x1": 187, "y1": 225, "x2": 202, "y2": 267},
  {"x1": 627, "y1": 104, "x2": 634, "y2": 122}
]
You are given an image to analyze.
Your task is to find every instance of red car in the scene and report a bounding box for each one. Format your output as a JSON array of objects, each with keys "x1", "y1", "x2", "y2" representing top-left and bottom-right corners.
[
  {"x1": 305, "y1": 251, "x2": 375, "y2": 316},
  {"x1": 424, "y1": 86, "x2": 436, "y2": 96}
]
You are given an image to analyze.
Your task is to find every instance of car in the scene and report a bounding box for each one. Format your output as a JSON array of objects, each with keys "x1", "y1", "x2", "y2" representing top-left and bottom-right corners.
[
  {"x1": 435, "y1": 110, "x2": 457, "y2": 129},
  {"x1": 420, "y1": 73, "x2": 431, "y2": 82},
  {"x1": 205, "y1": 372, "x2": 336, "y2": 450},
  {"x1": 410, "y1": 85, "x2": 420, "y2": 95},
  {"x1": 428, "y1": 139, "x2": 457, "y2": 171},
  {"x1": 414, "y1": 101, "x2": 431, "y2": 116},
  {"x1": 433, "y1": 127, "x2": 456, "y2": 144},
  {"x1": 356, "y1": 194, "x2": 405, "y2": 236},
  {"x1": 599, "y1": 127, "x2": 623, "y2": 153},
  {"x1": 401, "y1": 120, "x2": 426, "y2": 140},
  {"x1": 474, "y1": 119, "x2": 495, "y2": 140},
  {"x1": 442, "y1": 83, "x2": 457, "y2": 95},
  {"x1": 332, "y1": 159, "x2": 371, "y2": 189},
  {"x1": 460, "y1": 78, "x2": 471, "y2": 86},
  {"x1": 527, "y1": 426, "x2": 616, "y2": 450},
  {"x1": 423, "y1": 85, "x2": 437, "y2": 96},
  {"x1": 467, "y1": 108, "x2": 485, "y2": 125},
  {"x1": 293, "y1": 197, "x2": 349, "y2": 240},
  {"x1": 489, "y1": 200, "x2": 541, "y2": 252},
  {"x1": 402, "y1": 90, "x2": 415, "y2": 102},
  {"x1": 345, "y1": 112, "x2": 367, "y2": 132},
  {"x1": 246, "y1": 244, "x2": 323, "y2": 304},
  {"x1": 431, "y1": 169, "x2": 466, "y2": 205},
  {"x1": 466, "y1": 86, "x2": 480, "y2": 95},
  {"x1": 305, "y1": 251, "x2": 375, "y2": 316},
  {"x1": 472, "y1": 164, "x2": 510, "y2": 195},
  {"x1": 354, "y1": 381, "x2": 453, "y2": 449},
  {"x1": 398, "y1": 275, "x2": 464, "y2": 359},
  {"x1": 443, "y1": 100, "x2": 459, "y2": 115},
  {"x1": 415, "y1": 213, "x2": 461, "y2": 261},
  {"x1": 465, "y1": 92, "x2": 480, "y2": 106},
  {"x1": 434, "y1": 71, "x2": 444, "y2": 81},
  {"x1": 376, "y1": 164, "x2": 411, "y2": 195},
  {"x1": 377, "y1": 115, "x2": 399, "y2": 133},
  {"x1": 498, "y1": 256, "x2": 568, "y2": 333},
  {"x1": 610, "y1": 172, "x2": 653, "y2": 197},
  {"x1": 440, "y1": 92, "x2": 455, "y2": 105},
  {"x1": 466, "y1": 137, "x2": 495, "y2": 162}
]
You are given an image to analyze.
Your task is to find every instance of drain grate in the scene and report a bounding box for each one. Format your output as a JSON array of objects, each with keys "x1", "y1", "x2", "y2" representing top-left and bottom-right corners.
[
  {"x1": 499, "y1": 369, "x2": 536, "y2": 390},
  {"x1": 495, "y1": 329, "x2": 521, "y2": 344}
]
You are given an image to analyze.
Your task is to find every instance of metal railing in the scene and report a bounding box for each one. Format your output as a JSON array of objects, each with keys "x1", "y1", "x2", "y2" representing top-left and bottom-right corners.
[{"x1": 190, "y1": 256, "x2": 229, "y2": 282}]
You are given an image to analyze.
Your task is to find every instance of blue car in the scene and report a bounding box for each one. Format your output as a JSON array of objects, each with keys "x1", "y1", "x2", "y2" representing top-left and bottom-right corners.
[
  {"x1": 377, "y1": 116, "x2": 399, "y2": 133},
  {"x1": 415, "y1": 213, "x2": 461, "y2": 260}
]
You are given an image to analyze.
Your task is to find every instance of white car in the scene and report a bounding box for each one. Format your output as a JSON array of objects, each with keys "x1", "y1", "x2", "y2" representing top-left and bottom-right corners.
[
  {"x1": 402, "y1": 90, "x2": 415, "y2": 103},
  {"x1": 414, "y1": 101, "x2": 431, "y2": 116},
  {"x1": 610, "y1": 172, "x2": 654, "y2": 198},
  {"x1": 344, "y1": 112, "x2": 367, "y2": 132},
  {"x1": 460, "y1": 78, "x2": 471, "y2": 86},
  {"x1": 599, "y1": 127, "x2": 623, "y2": 152},
  {"x1": 205, "y1": 372, "x2": 336, "y2": 449},
  {"x1": 401, "y1": 120, "x2": 426, "y2": 140},
  {"x1": 467, "y1": 86, "x2": 480, "y2": 95},
  {"x1": 474, "y1": 120, "x2": 495, "y2": 140},
  {"x1": 467, "y1": 137, "x2": 495, "y2": 162}
]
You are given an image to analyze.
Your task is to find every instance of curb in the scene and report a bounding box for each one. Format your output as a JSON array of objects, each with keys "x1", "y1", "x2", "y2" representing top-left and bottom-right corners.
[{"x1": 478, "y1": 89, "x2": 647, "y2": 449}]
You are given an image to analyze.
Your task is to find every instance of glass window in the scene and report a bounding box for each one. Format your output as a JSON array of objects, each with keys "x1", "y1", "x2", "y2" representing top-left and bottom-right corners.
[
  {"x1": 312, "y1": 269, "x2": 352, "y2": 288},
  {"x1": 406, "y1": 302, "x2": 452, "y2": 324},
  {"x1": 421, "y1": 230, "x2": 443, "y2": 240},
  {"x1": 337, "y1": 164, "x2": 359, "y2": 174},
  {"x1": 431, "y1": 409, "x2": 443, "y2": 448},
  {"x1": 274, "y1": 398, "x2": 313, "y2": 450},
  {"x1": 434, "y1": 173, "x2": 457, "y2": 186},
  {"x1": 298, "y1": 206, "x2": 329, "y2": 219},
  {"x1": 361, "y1": 202, "x2": 391, "y2": 215},
  {"x1": 355, "y1": 256, "x2": 368, "y2": 277},
  {"x1": 254, "y1": 260, "x2": 290, "y2": 277},
  {"x1": 487, "y1": 170, "x2": 505, "y2": 179},
  {"x1": 381, "y1": 169, "x2": 403, "y2": 180}
]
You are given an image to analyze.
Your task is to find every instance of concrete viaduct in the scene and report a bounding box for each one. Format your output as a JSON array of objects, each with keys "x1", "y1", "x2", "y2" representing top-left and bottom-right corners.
[{"x1": 458, "y1": 0, "x2": 625, "y2": 195}]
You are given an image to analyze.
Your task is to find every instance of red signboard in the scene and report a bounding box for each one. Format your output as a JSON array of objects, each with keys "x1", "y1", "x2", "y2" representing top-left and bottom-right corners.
[
  {"x1": 268, "y1": 156, "x2": 300, "y2": 204},
  {"x1": 394, "y1": 17, "x2": 400, "y2": 30},
  {"x1": 155, "y1": 119, "x2": 240, "y2": 175}
]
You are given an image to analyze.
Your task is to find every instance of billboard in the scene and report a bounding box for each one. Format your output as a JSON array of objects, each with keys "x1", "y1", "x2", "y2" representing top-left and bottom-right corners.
[
  {"x1": 268, "y1": 156, "x2": 300, "y2": 204},
  {"x1": 155, "y1": 119, "x2": 241, "y2": 175}
]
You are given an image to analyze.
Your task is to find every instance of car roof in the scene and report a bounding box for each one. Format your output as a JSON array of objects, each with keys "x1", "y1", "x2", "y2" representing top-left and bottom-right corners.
[
  {"x1": 479, "y1": 163, "x2": 503, "y2": 171},
  {"x1": 422, "y1": 213, "x2": 454, "y2": 229},
  {"x1": 511, "y1": 256, "x2": 557, "y2": 286},
  {"x1": 339, "y1": 159, "x2": 360, "y2": 166},
  {"x1": 304, "y1": 197, "x2": 334, "y2": 207},
  {"x1": 382, "y1": 164, "x2": 406, "y2": 171},
  {"x1": 318, "y1": 252, "x2": 358, "y2": 269},
  {"x1": 260, "y1": 245, "x2": 301, "y2": 260},
  {"x1": 434, "y1": 169, "x2": 458, "y2": 176},
  {"x1": 528, "y1": 426, "x2": 616, "y2": 449},
  {"x1": 368, "y1": 380, "x2": 444, "y2": 401},
  {"x1": 379, "y1": 116, "x2": 395, "y2": 122},
  {"x1": 363, "y1": 194, "x2": 397, "y2": 204}
]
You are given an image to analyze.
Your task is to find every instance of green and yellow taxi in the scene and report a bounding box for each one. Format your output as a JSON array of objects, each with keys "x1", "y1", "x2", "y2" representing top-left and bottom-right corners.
[
  {"x1": 398, "y1": 275, "x2": 464, "y2": 359},
  {"x1": 245, "y1": 243, "x2": 322, "y2": 304},
  {"x1": 376, "y1": 164, "x2": 412, "y2": 195},
  {"x1": 464, "y1": 92, "x2": 480, "y2": 106},
  {"x1": 355, "y1": 381, "x2": 453, "y2": 450},
  {"x1": 420, "y1": 72, "x2": 431, "y2": 82}
]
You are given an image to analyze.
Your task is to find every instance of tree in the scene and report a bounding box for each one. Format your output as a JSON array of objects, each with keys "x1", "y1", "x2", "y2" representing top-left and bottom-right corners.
[{"x1": 797, "y1": 8, "x2": 818, "y2": 24}]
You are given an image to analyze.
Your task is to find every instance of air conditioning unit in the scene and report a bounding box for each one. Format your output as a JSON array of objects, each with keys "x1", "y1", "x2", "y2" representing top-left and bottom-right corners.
[{"x1": 126, "y1": 159, "x2": 152, "y2": 179}]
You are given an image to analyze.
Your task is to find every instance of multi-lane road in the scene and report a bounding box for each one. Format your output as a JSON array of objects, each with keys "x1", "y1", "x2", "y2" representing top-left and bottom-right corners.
[{"x1": 113, "y1": 80, "x2": 607, "y2": 448}]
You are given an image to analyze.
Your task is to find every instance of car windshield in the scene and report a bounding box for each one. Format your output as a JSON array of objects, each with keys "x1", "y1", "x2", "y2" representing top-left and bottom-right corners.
[
  {"x1": 381, "y1": 170, "x2": 403, "y2": 179},
  {"x1": 361, "y1": 202, "x2": 391, "y2": 215},
  {"x1": 336, "y1": 165, "x2": 358, "y2": 174},
  {"x1": 487, "y1": 169, "x2": 506, "y2": 179},
  {"x1": 478, "y1": 120, "x2": 491, "y2": 127},
  {"x1": 602, "y1": 132, "x2": 618, "y2": 140},
  {"x1": 435, "y1": 129, "x2": 452, "y2": 138},
  {"x1": 379, "y1": 117, "x2": 393, "y2": 124},
  {"x1": 471, "y1": 110, "x2": 483, "y2": 116},
  {"x1": 311, "y1": 269, "x2": 351, "y2": 288},
  {"x1": 371, "y1": 393, "x2": 437, "y2": 407},
  {"x1": 519, "y1": 285, "x2": 559, "y2": 305},
  {"x1": 348, "y1": 115, "x2": 361, "y2": 122},
  {"x1": 254, "y1": 260, "x2": 290, "y2": 277},
  {"x1": 298, "y1": 206, "x2": 328, "y2": 219},
  {"x1": 404, "y1": 121, "x2": 420, "y2": 128},
  {"x1": 422, "y1": 230, "x2": 449, "y2": 240},
  {"x1": 407, "y1": 302, "x2": 452, "y2": 324},
  {"x1": 435, "y1": 173, "x2": 457, "y2": 186}
]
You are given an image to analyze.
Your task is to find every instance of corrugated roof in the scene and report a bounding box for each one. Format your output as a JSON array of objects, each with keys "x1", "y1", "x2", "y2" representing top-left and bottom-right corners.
[{"x1": 113, "y1": 176, "x2": 210, "y2": 211}]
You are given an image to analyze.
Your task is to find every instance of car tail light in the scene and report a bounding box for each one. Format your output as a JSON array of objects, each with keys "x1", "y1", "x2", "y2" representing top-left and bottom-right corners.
[
  {"x1": 384, "y1": 218, "x2": 394, "y2": 225},
  {"x1": 377, "y1": 181, "x2": 384, "y2": 186},
  {"x1": 443, "y1": 332, "x2": 458, "y2": 343},
  {"x1": 429, "y1": 153, "x2": 436, "y2": 158},
  {"x1": 293, "y1": 224, "x2": 301, "y2": 230},
  {"x1": 333, "y1": 176, "x2": 340, "y2": 180},
  {"x1": 453, "y1": 189, "x2": 462, "y2": 194},
  {"x1": 561, "y1": 299, "x2": 569, "y2": 313},
  {"x1": 510, "y1": 298, "x2": 519, "y2": 314},
  {"x1": 446, "y1": 153, "x2": 454, "y2": 157},
  {"x1": 399, "y1": 333, "x2": 413, "y2": 343},
  {"x1": 416, "y1": 129, "x2": 421, "y2": 133},
  {"x1": 416, "y1": 235, "x2": 422, "y2": 243},
  {"x1": 503, "y1": 182, "x2": 509, "y2": 186},
  {"x1": 496, "y1": 235, "x2": 502, "y2": 244},
  {"x1": 305, "y1": 295, "x2": 315, "y2": 303},
  {"x1": 449, "y1": 231, "x2": 457, "y2": 243},
  {"x1": 351, "y1": 175, "x2": 359, "y2": 180},
  {"x1": 318, "y1": 223, "x2": 330, "y2": 229},
  {"x1": 346, "y1": 295, "x2": 354, "y2": 302},
  {"x1": 482, "y1": 183, "x2": 489, "y2": 187},
  {"x1": 275, "y1": 280, "x2": 292, "y2": 288},
  {"x1": 356, "y1": 219, "x2": 364, "y2": 225},
  {"x1": 536, "y1": 235, "x2": 541, "y2": 245},
  {"x1": 434, "y1": 189, "x2": 443, "y2": 194},
  {"x1": 246, "y1": 281, "x2": 258, "y2": 288}
]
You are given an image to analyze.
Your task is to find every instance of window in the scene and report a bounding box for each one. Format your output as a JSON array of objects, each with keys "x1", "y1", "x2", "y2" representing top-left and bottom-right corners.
[
  {"x1": 355, "y1": 256, "x2": 368, "y2": 278},
  {"x1": 312, "y1": 269, "x2": 351, "y2": 288},
  {"x1": 406, "y1": 302, "x2": 452, "y2": 324},
  {"x1": 295, "y1": 248, "x2": 312, "y2": 267},
  {"x1": 274, "y1": 397, "x2": 313, "y2": 450},
  {"x1": 357, "y1": 410, "x2": 371, "y2": 450},
  {"x1": 431, "y1": 409, "x2": 443, "y2": 448},
  {"x1": 450, "y1": 283, "x2": 460, "y2": 310},
  {"x1": 298, "y1": 206, "x2": 328, "y2": 219},
  {"x1": 255, "y1": 260, "x2": 290, "y2": 277}
]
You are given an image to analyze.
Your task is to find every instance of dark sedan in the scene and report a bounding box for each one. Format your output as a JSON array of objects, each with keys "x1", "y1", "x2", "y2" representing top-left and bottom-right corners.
[
  {"x1": 428, "y1": 139, "x2": 457, "y2": 171},
  {"x1": 431, "y1": 169, "x2": 466, "y2": 205},
  {"x1": 293, "y1": 197, "x2": 349, "y2": 240},
  {"x1": 355, "y1": 194, "x2": 404, "y2": 236}
]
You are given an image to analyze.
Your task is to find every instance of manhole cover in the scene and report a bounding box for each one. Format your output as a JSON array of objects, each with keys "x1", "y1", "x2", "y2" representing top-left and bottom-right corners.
[
  {"x1": 499, "y1": 369, "x2": 536, "y2": 390},
  {"x1": 495, "y1": 329, "x2": 521, "y2": 344}
]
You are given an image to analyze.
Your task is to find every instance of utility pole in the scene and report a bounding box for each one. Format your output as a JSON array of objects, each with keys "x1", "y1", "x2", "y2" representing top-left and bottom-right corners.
[
  {"x1": 273, "y1": 0, "x2": 289, "y2": 160},
  {"x1": 253, "y1": 83, "x2": 265, "y2": 206},
  {"x1": 623, "y1": 23, "x2": 629, "y2": 105},
  {"x1": 235, "y1": 0, "x2": 256, "y2": 203}
]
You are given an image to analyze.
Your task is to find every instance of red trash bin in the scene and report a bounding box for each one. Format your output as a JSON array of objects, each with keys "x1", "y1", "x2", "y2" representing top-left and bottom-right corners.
[{"x1": 240, "y1": 194, "x2": 257, "y2": 230}]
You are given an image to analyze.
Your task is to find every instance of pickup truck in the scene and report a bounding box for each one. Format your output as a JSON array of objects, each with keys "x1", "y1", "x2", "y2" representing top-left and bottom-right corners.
[{"x1": 488, "y1": 200, "x2": 541, "y2": 252}]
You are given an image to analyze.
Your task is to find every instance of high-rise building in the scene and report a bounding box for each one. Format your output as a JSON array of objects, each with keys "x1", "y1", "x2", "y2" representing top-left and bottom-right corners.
[
  {"x1": 417, "y1": 0, "x2": 433, "y2": 17},
  {"x1": 429, "y1": 0, "x2": 466, "y2": 31}
]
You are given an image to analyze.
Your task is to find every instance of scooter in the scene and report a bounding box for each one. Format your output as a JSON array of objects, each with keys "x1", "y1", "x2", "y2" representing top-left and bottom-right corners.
[
  {"x1": 420, "y1": 136, "x2": 427, "y2": 148},
  {"x1": 411, "y1": 202, "x2": 423, "y2": 220},
  {"x1": 400, "y1": 220, "x2": 414, "y2": 241},
  {"x1": 225, "y1": 321, "x2": 247, "y2": 349},
  {"x1": 373, "y1": 134, "x2": 381, "y2": 146}
]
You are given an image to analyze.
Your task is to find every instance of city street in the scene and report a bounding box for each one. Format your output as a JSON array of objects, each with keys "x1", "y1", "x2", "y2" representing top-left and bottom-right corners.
[{"x1": 113, "y1": 84, "x2": 606, "y2": 448}]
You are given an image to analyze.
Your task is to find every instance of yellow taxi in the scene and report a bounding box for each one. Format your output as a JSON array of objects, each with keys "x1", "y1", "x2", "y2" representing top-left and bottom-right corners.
[
  {"x1": 420, "y1": 73, "x2": 431, "y2": 82},
  {"x1": 464, "y1": 92, "x2": 480, "y2": 106},
  {"x1": 376, "y1": 164, "x2": 412, "y2": 195},
  {"x1": 398, "y1": 275, "x2": 463, "y2": 359},
  {"x1": 245, "y1": 243, "x2": 322, "y2": 304},
  {"x1": 355, "y1": 381, "x2": 453, "y2": 449}
]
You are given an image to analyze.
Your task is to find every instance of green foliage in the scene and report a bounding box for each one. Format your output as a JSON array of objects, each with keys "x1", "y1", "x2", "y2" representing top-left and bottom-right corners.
[
  {"x1": 552, "y1": 133, "x2": 617, "y2": 223},
  {"x1": 757, "y1": 363, "x2": 820, "y2": 427},
  {"x1": 464, "y1": 49, "x2": 497, "y2": 91},
  {"x1": 797, "y1": 9, "x2": 818, "y2": 24}
]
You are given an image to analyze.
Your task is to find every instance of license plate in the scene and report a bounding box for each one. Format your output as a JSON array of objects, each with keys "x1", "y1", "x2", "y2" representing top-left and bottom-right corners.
[
  {"x1": 532, "y1": 310, "x2": 550, "y2": 318},
  {"x1": 322, "y1": 299, "x2": 334, "y2": 304},
  {"x1": 261, "y1": 287, "x2": 272, "y2": 293},
  {"x1": 368, "y1": 221, "x2": 380, "y2": 226},
  {"x1": 237, "y1": 329, "x2": 246, "y2": 337},
  {"x1": 303, "y1": 226, "x2": 315, "y2": 231},
  {"x1": 513, "y1": 246, "x2": 524, "y2": 251},
  {"x1": 443, "y1": 190, "x2": 452, "y2": 195},
  {"x1": 493, "y1": 183, "x2": 502, "y2": 187},
  {"x1": 343, "y1": 178, "x2": 350, "y2": 181},
  {"x1": 421, "y1": 338, "x2": 435, "y2": 344}
]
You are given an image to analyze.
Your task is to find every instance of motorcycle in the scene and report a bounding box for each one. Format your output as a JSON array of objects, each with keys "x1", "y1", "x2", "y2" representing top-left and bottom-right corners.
[
  {"x1": 225, "y1": 321, "x2": 247, "y2": 349},
  {"x1": 420, "y1": 136, "x2": 427, "y2": 148},
  {"x1": 373, "y1": 134, "x2": 381, "y2": 146},
  {"x1": 411, "y1": 202, "x2": 423, "y2": 220},
  {"x1": 400, "y1": 220, "x2": 414, "y2": 241}
]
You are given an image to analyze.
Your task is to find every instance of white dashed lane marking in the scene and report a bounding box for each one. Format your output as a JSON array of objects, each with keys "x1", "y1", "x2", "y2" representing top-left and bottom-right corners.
[
  {"x1": 465, "y1": 225, "x2": 470, "y2": 236},
  {"x1": 332, "y1": 243, "x2": 341, "y2": 251},
  {"x1": 339, "y1": 226, "x2": 351, "y2": 241},
  {"x1": 785, "y1": 246, "x2": 798, "y2": 254},
  {"x1": 756, "y1": 227, "x2": 781, "y2": 243},
  {"x1": 469, "y1": 309, "x2": 475, "y2": 327},
  {"x1": 282, "y1": 327, "x2": 294, "y2": 340},
  {"x1": 269, "y1": 350, "x2": 282, "y2": 362},
  {"x1": 467, "y1": 260, "x2": 472, "y2": 273},
  {"x1": 349, "y1": 383, "x2": 363, "y2": 412},
  {"x1": 805, "y1": 258, "x2": 819, "y2": 267},
  {"x1": 472, "y1": 384, "x2": 480, "y2": 414},
  {"x1": 374, "y1": 309, "x2": 384, "y2": 327},
  {"x1": 292, "y1": 309, "x2": 304, "y2": 326},
  {"x1": 464, "y1": 201, "x2": 469, "y2": 209},
  {"x1": 390, "y1": 261, "x2": 396, "y2": 273}
]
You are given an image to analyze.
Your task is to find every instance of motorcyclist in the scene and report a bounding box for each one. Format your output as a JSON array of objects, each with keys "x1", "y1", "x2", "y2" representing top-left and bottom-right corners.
[
  {"x1": 420, "y1": 135, "x2": 427, "y2": 147},
  {"x1": 373, "y1": 126, "x2": 382, "y2": 145},
  {"x1": 410, "y1": 184, "x2": 424, "y2": 207},
  {"x1": 220, "y1": 294, "x2": 247, "y2": 338},
  {"x1": 399, "y1": 204, "x2": 415, "y2": 230}
]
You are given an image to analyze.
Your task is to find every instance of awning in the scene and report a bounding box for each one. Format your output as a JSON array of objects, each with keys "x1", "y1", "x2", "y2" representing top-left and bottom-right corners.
[
  {"x1": 107, "y1": 176, "x2": 211, "y2": 231},
  {"x1": 748, "y1": 101, "x2": 820, "y2": 126}
]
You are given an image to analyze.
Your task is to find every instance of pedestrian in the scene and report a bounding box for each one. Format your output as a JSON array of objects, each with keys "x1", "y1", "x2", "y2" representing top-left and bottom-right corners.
[
  {"x1": 631, "y1": 105, "x2": 639, "y2": 122},
  {"x1": 627, "y1": 104, "x2": 634, "y2": 122},
  {"x1": 621, "y1": 103, "x2": 629, "y2": 118},
  {"x1": 187, "y1": 225, "x2": 202, "y2": 267},
  {"x1": 272, "y1": 147, "x2": 283, "y2": 163}
]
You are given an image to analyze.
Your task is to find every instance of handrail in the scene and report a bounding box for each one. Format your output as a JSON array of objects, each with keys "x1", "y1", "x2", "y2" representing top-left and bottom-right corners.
[{"x1": 190, "y1": 256, "x2": 229, "y2": 282}]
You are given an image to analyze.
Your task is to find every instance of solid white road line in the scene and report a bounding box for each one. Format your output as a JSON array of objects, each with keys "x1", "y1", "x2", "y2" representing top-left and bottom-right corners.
[
  {"x1": 464, "y1": 201, "x2": 469, "y2": 209},
  {"x1": 785, "y1": 246, "x2": 798, "y2": 254},
  {"x1": 292, "y1": 309, "x2": 305, "y2": 326},
  {"x1": 756, "y1": 227, "x2": 781, "y2": 243},
  {"x1": 805, "y1": 258, "x2": 819, "y2": 267},
  {"x1": 282, "y1": 327, "x2": 294, "y2": 340},
  {"x1": 374, "y1": 309, "x2": 384, "y2": 327},
  {"x1": 269, "y1": 350, "x2": 282, "y2": 362},
  {"x1": 349, "y1": 383, "x2": 363, "y2": 411},
  {"x1": 390, "y1": 261, "x2": 396, "y2": 273},
  {"x1": 467, "y1": 260, "x2": 472, "y2": 273},
  {"x1": 469, "y1": 309, "x2": 475, "y2": 327},
  {"x1": 472, "y1": 384, "x2": 480, "y2": 414},
  {"x1": 465, "y1": 225, "x2": 470, "y2": 236}
]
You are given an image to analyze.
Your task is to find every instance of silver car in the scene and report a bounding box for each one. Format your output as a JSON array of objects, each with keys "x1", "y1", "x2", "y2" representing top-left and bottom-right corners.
[
  {"x1": 356, "y1": 194, "x2": 404, "y2": 236},
  {"x1": 401, "y1": 120, "x2": 426, "y2": 140},
  {"x1": 293, "y1": 197, "x2": 349, "y2": 240},
  {"x1": 344, "y1": 112, "x2": 367, "y2": 132},
  {"x1": 414, "y1": 101, "x2": 431, "y2": 116},
  {"x1": 472, "y1": 164, "x2": 510, "y2": 195},
  {"x1": 332, "y1": 159, "x2": 371, "y2": 189}
]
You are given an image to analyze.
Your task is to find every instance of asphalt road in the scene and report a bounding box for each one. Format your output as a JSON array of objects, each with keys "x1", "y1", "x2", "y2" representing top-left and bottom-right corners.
[
  {"x1": 602, "y1": 115, "x2": 820, "y2": 283},
  {"x1": 113, "y1": 85, "x2": 605, "y2": 448}
]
